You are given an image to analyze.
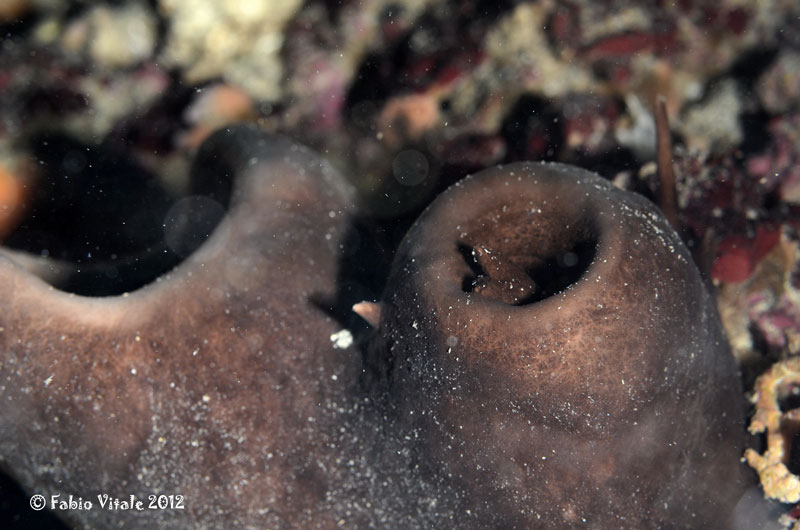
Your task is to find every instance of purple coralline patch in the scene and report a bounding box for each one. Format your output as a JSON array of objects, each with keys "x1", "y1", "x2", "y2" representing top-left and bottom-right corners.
[
  {"x1": 747, "y1": 114, "x2": 800, "y2": 206},
  {"x1": 749, "y1": 292, "x2": 800, "y2": 351}
]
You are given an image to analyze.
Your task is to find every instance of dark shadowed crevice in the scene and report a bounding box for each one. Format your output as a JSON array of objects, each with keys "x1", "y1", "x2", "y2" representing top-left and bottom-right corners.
[
  {"x1": 457, "y1": 242, "x2": 487, "y2": 293},
  {"x1": 778, "y1": 387, "x2": 800, "y2": 476},
  {"x1": 0, "y1": 468, "x2": 68, "y2": 530},
  {"x1": 500, "y1": 94, "x2": 564, "y2": 162},
  {"x1": 1, "y1": 133, "x2": 231, "y2": 296},
  {"x1": 459, "y1": 228, "x2": 597, "y2": 305},
  {"x1": 519, "y1": 238, "x2": 596, "y2": 303}
]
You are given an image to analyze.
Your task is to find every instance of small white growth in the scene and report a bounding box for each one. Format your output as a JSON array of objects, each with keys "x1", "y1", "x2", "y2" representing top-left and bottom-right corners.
[
  {"x1": 43, "y1": 374, "x2": 54, "y2": 387},
  {"x1": 330, "y1": 329, "x2": 353, "y2": 349}
]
